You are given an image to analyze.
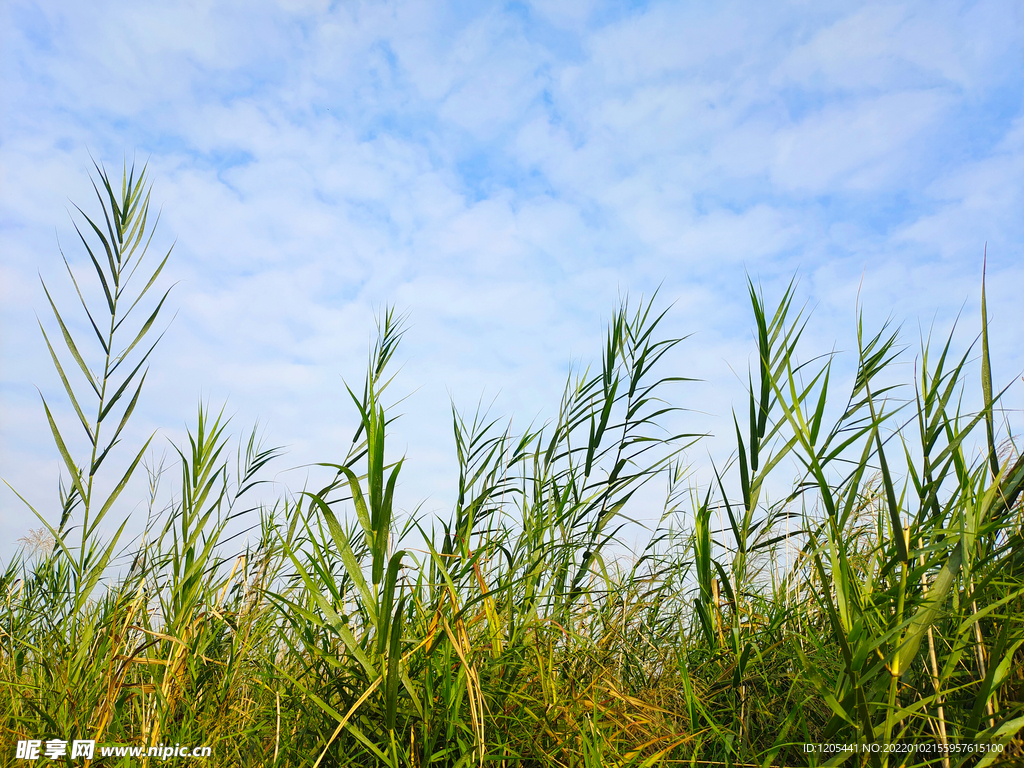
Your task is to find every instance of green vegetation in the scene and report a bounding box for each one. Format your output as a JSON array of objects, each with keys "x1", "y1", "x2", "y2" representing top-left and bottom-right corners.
[{"x1": 3, "y1": 165, "x2": 1023, "y2": 767}]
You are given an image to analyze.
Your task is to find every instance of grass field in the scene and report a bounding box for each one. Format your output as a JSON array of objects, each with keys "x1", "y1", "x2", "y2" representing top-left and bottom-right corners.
[{"x1": 3, "y1": 165, "x2": 1022, "y2": 767}]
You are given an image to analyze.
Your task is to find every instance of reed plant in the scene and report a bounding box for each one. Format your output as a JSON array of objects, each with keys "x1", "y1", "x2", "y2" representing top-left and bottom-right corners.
[{"x1": 2, "y1": 164, "x2": 1022, "y2": 766}]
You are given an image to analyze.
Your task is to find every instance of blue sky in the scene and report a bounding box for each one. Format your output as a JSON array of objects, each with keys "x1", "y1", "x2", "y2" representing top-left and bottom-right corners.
[{"x1": 1, "y1": 0, "x2": 1022, "y2": 556}]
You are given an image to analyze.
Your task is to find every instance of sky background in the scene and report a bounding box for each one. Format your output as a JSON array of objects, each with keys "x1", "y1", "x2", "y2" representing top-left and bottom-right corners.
[{"x1": 2, "y1": 0, "x2": 1022, "y2": 559}]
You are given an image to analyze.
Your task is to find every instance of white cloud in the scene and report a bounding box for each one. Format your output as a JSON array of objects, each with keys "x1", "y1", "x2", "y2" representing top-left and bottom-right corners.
[
  {"x1": 1, "y1": 0, "x2": 1022, "y2": 555},
  {"x1": 772, "y1": 90, "x2": 949, "y2": 191},
  {"x1": 773, "y1": 1, "x2": 1021, "y2": 92}
]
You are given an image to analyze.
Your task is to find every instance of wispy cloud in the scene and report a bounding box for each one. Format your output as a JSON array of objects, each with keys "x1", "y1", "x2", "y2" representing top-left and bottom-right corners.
[{"x1": 2, "y1": 0, "x2": 1021, "y2": 554}]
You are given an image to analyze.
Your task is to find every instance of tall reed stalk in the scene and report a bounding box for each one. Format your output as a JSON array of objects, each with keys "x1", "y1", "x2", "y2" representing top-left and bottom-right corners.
[{"x1": 2, "y1": 164, "x2": 1022, "y2": 767}]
